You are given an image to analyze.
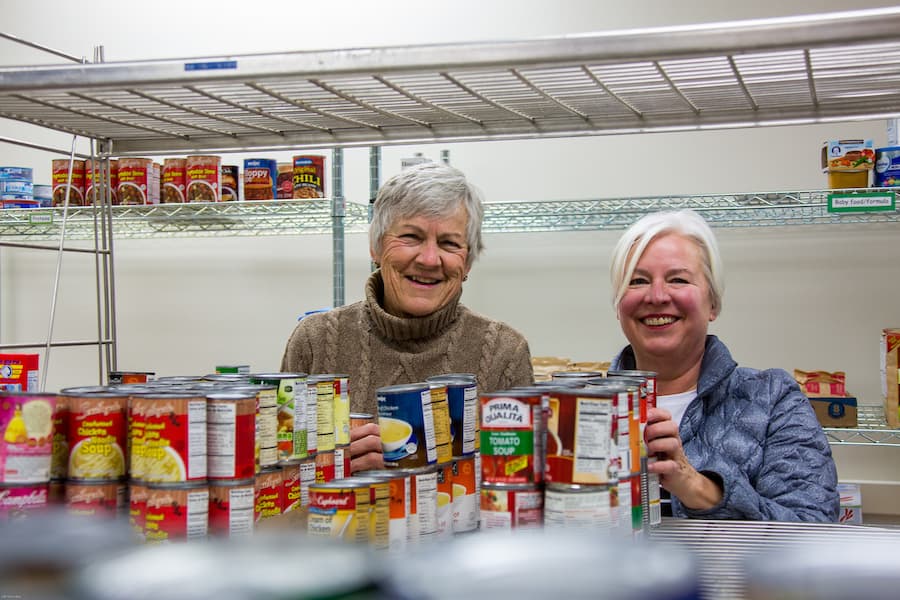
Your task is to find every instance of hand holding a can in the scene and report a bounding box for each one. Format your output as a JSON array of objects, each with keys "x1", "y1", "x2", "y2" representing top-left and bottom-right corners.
[
  {"x1": 349, "y1": 423, "x2": 384, "y2": 473},
  {"x1": 645, "y1": 407, "x2": 723, "y2": 510}
]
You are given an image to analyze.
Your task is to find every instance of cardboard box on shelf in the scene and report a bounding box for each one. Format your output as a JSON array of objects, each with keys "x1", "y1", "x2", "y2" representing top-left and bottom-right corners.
[
  {"x1": 881, "y1": 328, "x2": 900, "y2": 428},
  {"x1": 808, "y1": 396, "x2": 858, "y2": 428},
  {"x1": 821, "y1": 139, "x2": 874, "y2": 189},
  {"x1": 837, "y1": 482, "x2": 863, "y2": 525}
]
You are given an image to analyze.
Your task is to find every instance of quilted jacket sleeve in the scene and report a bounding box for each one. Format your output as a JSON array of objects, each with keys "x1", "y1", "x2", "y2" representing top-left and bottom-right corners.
[{"x1": 679, "y1": 370, "x2": 840, "y2": 522}]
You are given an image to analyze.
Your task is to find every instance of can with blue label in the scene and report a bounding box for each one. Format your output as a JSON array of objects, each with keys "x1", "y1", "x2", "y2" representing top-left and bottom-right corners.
[
  {"x1": 376, "y1": 383, "x2": 436, "y2": 469},
  {"x1": 243, "y1": 158, "x2": 278, "y2": 200},
  {"x1": 426, "y1": 374, "x2": 478, "y2": 457},
  {"x1": 0, "y1": 167, "x2": 32, "y2": 181},
  {"x1": 874, "y1": 146, "x2": 900, "y2": 187}
]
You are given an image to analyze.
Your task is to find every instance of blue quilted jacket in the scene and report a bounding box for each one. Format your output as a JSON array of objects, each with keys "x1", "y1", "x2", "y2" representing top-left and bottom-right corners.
[{"x1": 612, "y1": 335, "x2": 840, "y2": 522}]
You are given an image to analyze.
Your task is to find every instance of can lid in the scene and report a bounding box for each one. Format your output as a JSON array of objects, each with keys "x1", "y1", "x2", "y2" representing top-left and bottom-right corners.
[
  {"x1": 606, "y1": 369, "x2": 657, "y2": 379},
  {"x1": 249, "y1": 372, "x2": 307, "y2": 381},
  {"x1": 206, "y1": 391, "x2": 256, "y2": 401},
  {"x1": 376, "y1": 382, "x2": 429, "y2": 394}
]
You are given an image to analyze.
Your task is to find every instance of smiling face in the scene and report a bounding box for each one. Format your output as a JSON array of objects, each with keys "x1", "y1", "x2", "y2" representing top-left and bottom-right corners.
[
  {"x1": 616, "y1": 232, "x2": 717, "y2": 377},
  {"x1": 373, "y1": 203, "x2": 470, "y2": 318}
]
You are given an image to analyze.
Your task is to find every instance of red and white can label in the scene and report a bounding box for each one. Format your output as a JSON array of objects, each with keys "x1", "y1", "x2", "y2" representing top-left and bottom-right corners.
[
  {"x1": 144, "y1": 483, "x2": 209, "y2": 543},
  {"x1": 209, "y1": 480, "x2": 254, "y2": 538},
  {"x1": 480, "y1": 484, "x2": 543, "y2": 530}
]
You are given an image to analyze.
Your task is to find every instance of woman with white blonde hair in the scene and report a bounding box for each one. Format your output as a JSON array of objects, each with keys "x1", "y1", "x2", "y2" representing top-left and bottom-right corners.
[{"x1": 609, "y1": 209, "x2": 838, "y2": 522}]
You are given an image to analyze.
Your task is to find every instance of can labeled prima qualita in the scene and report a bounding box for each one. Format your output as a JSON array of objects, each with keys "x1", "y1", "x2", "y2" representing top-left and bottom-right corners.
[
  {"x1": 255, "y1": 465, "x2": 283, "y2": 522},
  {"x1": 480, "y1": 483, "x2": 543, "y2": 530},
  {"x1": 208, "y1": 478, "x2": 255, "y2": 538},
  {"x1": 479, "y1": 389, "x2": 545, "y2": 485},
  {"x1": 249, "y1": 373, "x2": 307, "y2": 462},
  {"x1": 544, "y1": 387, "x2": 616, "y2": 485},
  {"x1": 308, "y1": 479, "x2": 370, "y2": 543},
  {"x1": 64, "y1": 478, "x2": 127, "y2": 520},
  {"x1": 377, "y1": 383, "x2": 437, "y2": 469},
  {"x1": 426, "y1": 382, "x2": 453, "y2": 465},
  {"x1": 1, "y1": 392, "x2": 56, "y2": 484},
  {"x1": 0, "y1": 481, "x2": 48, "y2": 521},
  {"x1": 357, "y1": 469, "x2": 408, "y2": 553},
  {"x1": 426, "y1": 374, "x2": 478, "y2": 457},
  {"x1": 128, "y1": 391, "x2": 206, "y2": 483},
  {"x1": 61, "y1": 388, "x2": 128, "y2": 481},
  {"x1": 309, "y1": 375, "x2": 335, "y2": 453},
  {"x1": 451, "y1": 455, "x2": 478, "y2": 533},
  {"x1": 144, "y1": 481, "x2": 209, "y2": 543},
  {"x1": 205, "y1": 392, "x2": 256, "y2": 480},
  {"x1": 543, "y1": 482, "x2": 613, "y2": 530}
]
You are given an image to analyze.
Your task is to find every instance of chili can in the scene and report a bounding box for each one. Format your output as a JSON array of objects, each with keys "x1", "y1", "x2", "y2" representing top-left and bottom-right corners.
[{"x1": 292, "y1": 155, "x2": 325, "y2": 199}]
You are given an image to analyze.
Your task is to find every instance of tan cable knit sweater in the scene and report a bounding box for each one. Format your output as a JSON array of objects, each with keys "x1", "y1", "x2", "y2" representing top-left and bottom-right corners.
[{"x1": 280, "y1": 271, "x2": 534, "y2": 416}]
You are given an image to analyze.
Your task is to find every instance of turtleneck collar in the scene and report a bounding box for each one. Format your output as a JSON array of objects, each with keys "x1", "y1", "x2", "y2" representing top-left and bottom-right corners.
[{"x1": 364, "y1": 270, "x2": 462, "y2": 342}]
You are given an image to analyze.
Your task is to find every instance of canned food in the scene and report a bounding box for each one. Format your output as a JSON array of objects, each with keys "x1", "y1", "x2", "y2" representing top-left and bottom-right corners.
[
  {"x1": 376, "y1": 383, "x2": 436, "y2": 469},
  {"x1": 85, "y1": 159, "x2": 118, "y2": 205},
  {"x1": 586, "y1": 378, "x2": 640, "y2": 479},
  {"x1": 116, "y1": 158, "x2": 154, "y2": 205},
  {"x1": 243, "y1": 158, "x2": 277, "y2": 200},
  {"x1": 280, "y1": 459, "x2": 302, "y2": 513},
  {"x1": 48, "y1": 479, "x2": 65, "y2": 505},
  {"x1": 215, "y1": 365, "x2": 250, "y2": 375},
  {"x1": 1, "y1": 392, "x2": 56, "y2": 483},
  {"x1": 0, "y1": 481, "x2": 48, "y2": 521},
  {"x1": 315, "y1": 450, "x2": 335, "y2": 484},
  {"x1": 480, "y1": 483, "x2": 543, "y2": 530},
  {"x1": 408, "y1": 465, "x2": 438, "y2": 543},
  {"x1": 479, "y1": 389, "x2": 545, "y2": 485},
  {"x1": 349, "y1": 413, "x2": 375, "y2": 429},
  {"x1": 328, "y1": 374, "x2": 351, "y2": 446},
  {"x1": 144, "y1": 481, "x2": 209, "y2": 543},
  {"x1": 208, "y1": 478, "x2": 254, "y2": 538},
  {"x1": 276, "y1": 163, "x2": 293, "y2": 199},
  {"x1": 128, "y1": 481, "x2": 148, "y2": 540},
  {"x1": 220, "y1": 165, "x2": 239, "y2": 201},
  {"x1": 64, "y1": 478, "x2": 127, "y2": 519},
  {"x1": 185, "y1": 155, "x2": 221, "y2": 202},
  {"x1": 206, "y1": 392, "x2": 256, "y2": 480},
  {"x1": 161, "y1": 158, "x2": 186, "y2": 203},
  {"x1": 427, "y1": 374, "x2": 477, "y2": 457},
  {"x1": 451, "y1": 455, "x2": 478, "y2": 533},
  {"x1": 351, "y1": 476, "x2": 390, "y2": 550},
  {"x1": 227, "y1": 384, "x2": 278, "y2": 471},
  {"x1": 62, "y1": 388, "x2": 128, "y2": 480},
  {"x1": 51, "y1": 158, "x2": 86, "y2": 206},
  {"x1": 299, "y1": 456, "x2": 316, "y2": 509},
  {"x1": 108, "y1": 371, "x2": 154, "y2": 384},
  {"x1": 435, "y1": 462, "x2": 453, "y2": 540},
  {"x1": 128, "y1": 391, "x2": 206, "y2": 483},
  {"x1": 309, "y1": 375, "x2": 335, "y2": 452},
  {"x1": 249, "y1": 373, "x2": 307, "y2": 462},
  {"x1": 544, "y1": 482, "x2": 612, "y2": 529},
  {"x1": 357, "y1": 469, "x2": 408, "y2": 552},
  {"x1": 254, "y1": 465, "x2": 283, "y2": 522},
  {"x1": 292, "y1": 155, "x2": 325, "y2": 198},
  {"x1": 308, "y1": 479, "x2": 370, "y2": 543},
  {"x1": 545, "y1": 388, "x2": 615, "y2": 484},
  {"x1": 427, "y1": 382, "x2": 453, "y2": 465},
  {"x1": 334, "y1": 444, "x2": 350, "y2": 480}
]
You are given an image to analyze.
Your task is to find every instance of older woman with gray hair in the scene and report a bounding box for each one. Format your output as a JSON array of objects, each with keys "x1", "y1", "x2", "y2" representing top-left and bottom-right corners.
[
  {"x1": 281, "y1": 161, "x2": 533, "y2": 472},
  {"x1": 609, "y1": 209, "x2": 838, "y2": 522}
]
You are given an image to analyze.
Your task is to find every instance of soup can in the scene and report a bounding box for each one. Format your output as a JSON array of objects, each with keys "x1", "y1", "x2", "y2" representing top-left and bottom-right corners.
[
  {"x1": 376, "y1": 383, "x2": 436, "y2": 469},
  {"x1": 543, "y1": 482, "x2": 613, "y2": 530},
  {"x1": 128, "y1": 391, "x2": 206, "y2": 483},
  {"x1": 128, "y1": 481, "x2": 148, "y2": 541},
  {"x1": 299, "y1": 456, "x2": 316, "y2": 509},
  {"x1": 435, "y1": 462, "x2": 453, "y2": 540},
  {"x1": 144, "y1": 481, "x2": 209, "y2": 543},
  {"x1": 408, "y1": 465, "x2": 438, "y2": 544},
  {"x1": 586, "y1": 378, "x2": 640, "y2": 480},
  {"x1": 185, "y1": 155, "x2": 221, "y2": 202},
  {"x1": 334, "y1": 444, "x2": 350, "y2": 480},
  {"x1": 349, "y1": 413, "x2": 375, "y2": 429},
  {"x1": 254, "y1": 465, "x2": 283, "y2": 522},
  {"x1": 426, "y1": 383, "x2": 453, "y2": 465},
  {"x1": 51, "y1": 158, "x2": 86, "y2": 206},
  {"x1": 479, "y1": 389, "x2": 545, "y2": 485},
  {"x1": 308, "y1": 479, "x2": 370, "y2": 543},
  {"x1": 208, "y1": 478, "x2": 255, "y2": 538},
  {"x1": 161, "y1": 158, "x2": 186, "y2": 203},
  {"x1": 480, "y1": 482, "x2": 543, "y2": 530},
  {"x1": 64, "y1": 478, "x2": 127, "y2": 520},
  {"x1": 451, "y1": 455, "x2": 478, "y2": 533},
  {"x1": 206, "y1": 392, "x2": 256, "y2": 480},
  {"x1": 309, "y1": 375, "x2": 335, "y2": 453},
  {"x1": 427, "y1": 374, "x2": 477, "y2": 457},
  {"x1": 227, "y1": 384, "x2": 278, "y2": 471},
  {"x1": 544, "y1": 387, "x2": 615, "y2": 484},
  {"x1": 249, "y1": 373, "x2": 307, "y2": 462},
  {"x1": 280, "y1": 459, "x2": 302, "y2": 514},
  {"x1": 315, "y1": 450, "x2": 335, "y2": 484},
  {"x1": 329, "y1": 374, "x2": 351, "y2": 446},
  {"x1": 351, "y1": 476, "x2": 390, "y2": 550},
  {"x1": 62, "y1": 388, "x2": 128, "y2": 480},
  {"x1": 116, "y1": 158, "x2": 153, "y2": 205},
  {"x1": 50, "y1": 394, "x2": 69, "y2": 480},
  {"x1": 1, "y1": 392, "x2": 57, "y2": 483},
  {"x1": 0, "y1": 481, "x2": 49, "y2": 521},
  {"x1": 85, "y1": 159, "x2": 118, "y2": 205},
  {"x1": 357, "y1": 469, "x2": 408, "y2": 552}
]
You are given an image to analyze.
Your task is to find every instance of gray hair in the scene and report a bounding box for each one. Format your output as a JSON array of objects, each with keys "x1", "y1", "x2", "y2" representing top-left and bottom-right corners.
[
  {"x1": 370, "y1": 161, "x2": 485, "y2": 267},
  {"x1": 610, "y1": 209, "x2": 724, "y2": 316}
]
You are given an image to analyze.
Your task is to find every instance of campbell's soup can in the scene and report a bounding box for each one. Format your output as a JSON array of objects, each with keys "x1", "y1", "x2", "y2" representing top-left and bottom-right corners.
[
  {"x1": 51, "y1": 158, "x2": 86, "y2": 206},
  {"x1": 292, "y1": 155, "x2": 325, "y2": 199},
  {"x1": 315, "y1": 450, "x2": 335, "y2": 484},
  {"x1": 544, "y1": 482, "x2": 612, "y2": 530},
  {"x1": 243, "y1": 158, "x2": 277, "y2": 200},
  {"x1": 451, "y1": 455, "x2": 478, "y2": 533},
  {"x1": 1, "y1": 392, "x2": 57, "y2": 483},
  {"x1": 255, "y1": 465, "x2": 283, "y2": 522},
  {"x1": 185, "y1": 155, "x2": 221, "y2": 202},
  {"x1": 64, "y1": 478, "x2": 127, "y2": 519},
  {"x1": 206, "y1": 392, "x2": 256, "y2": 480},
  {"x1": 358, "y1": 470, "x2": 408, "y2": 552},
  {"x1": 545, "y1": 388, "x2": 615, "y2": 484},
  {"x1": 376, "y1": 383, "x2": 436, "y2": 469},
  {"x1": 479, "y1": 389, "x2": 545, "y2": 485},
  {"x1": 249, "y1": 373, "x2": 307, "y2": 462},
  {"x1": 144, "y1": 481, "x2": 209, "y2": 543},
  {"x1": 129, "y1": 391, "x2": 207, "y2": 483},
  {"x1": 161, "y1": 158, "x2": 187, "y2": 203},
  {"x1": 208, "y1": 478, "x2": 255, "y2": 538},
  {"x1": 427, "y1": 383, "x2": 453, "y2": 465},
  {"x1": 116, "y1": 158, "x2": 154, "y2": 205},
  {"x1": 427, "y1": 374, "x2": 477, "y2": 457},
  {"x1": 334, "y1": 444, "x2": 350, "y2": 480},
  {"x1": 409, "y1": 465, "x2": 438, "y2": 543},
  {"x1": 129, "y1": 481, "x2": 148, "y2": 541},
  {"x1": 308, "y1": 479, "x2": 370, "y2": 543},
  {"x1": 309, "y1": 375, "x2": 335, "y2": 453},
  {"x1": 62, "y1": 388, "x2": 128, "y2": 480},
  {"x1": 481, "y1": 483, "x2": 543, "y2": 530},
  {"x1": 329, "y1": 374, "x2": 351, "y2": 446},
  {"x1": 220, "y1": 165, "x2": 239, "y2": 201},
  {"x1": 0, "y1": 481, "x2": 49, "y2": 521}
]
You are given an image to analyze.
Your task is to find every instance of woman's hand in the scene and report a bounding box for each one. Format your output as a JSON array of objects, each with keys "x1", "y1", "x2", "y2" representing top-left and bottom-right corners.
[
  {"x1": 645, "y1": 406, "x2": 722, "y2": 510},
  {"x1": 349, "y1": 422, "x2": 384, "y2": 473}
]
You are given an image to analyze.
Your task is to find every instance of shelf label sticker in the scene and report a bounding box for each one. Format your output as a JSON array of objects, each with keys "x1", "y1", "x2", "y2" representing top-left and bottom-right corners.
[
  {"x1": 827, "y1": 191, "x2": 895, "y2": 213},
  {"x1": 28, "y1": 212, "x2": 53, "y2": 224},
  {"x1": 184, "y1": 60, "x2": 238, "y2": 72}
]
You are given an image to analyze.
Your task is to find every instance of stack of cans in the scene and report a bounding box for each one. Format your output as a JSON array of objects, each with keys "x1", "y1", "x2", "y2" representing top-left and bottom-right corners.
[{"x1": 0, "y1": 166, "x2": 37, "y2": 208}]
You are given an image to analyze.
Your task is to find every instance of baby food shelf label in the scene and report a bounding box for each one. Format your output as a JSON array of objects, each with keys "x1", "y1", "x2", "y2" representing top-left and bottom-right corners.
[{"x1": 827, "y1": 191, "x2": 895, "y2": 213}]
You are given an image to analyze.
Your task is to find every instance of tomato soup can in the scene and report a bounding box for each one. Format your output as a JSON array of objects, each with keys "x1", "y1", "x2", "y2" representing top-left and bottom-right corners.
[
  {"x1": 544, "y1": 482, "x2": 612, "y2": 530},
  {"x1": 62, "y1": 388, "x2": 128, "y2": 480},
  {"x1": 480, "y1": 482, "x2": 543, "y2": 530},
  {"x1": 427, "y1": 374, "x2": 477, "y2": 457},
  {"x1": 116, "y1": 158, "x2": 153, "y2": 205},
  {"x1": 334, "y1": 444, "x2": 350, "y2": 480},
  {"x1": 377, "y1": 383, "x2": 436, "y2": 469},
  {"x1": 144, "y1": 481, "x2": 209, "y2": 543},
  {"x1": 227, "y1": 383, "x2": 278, "y2": 472},
  {"x1": 129, "y1": 481, "x2": 148, "y2": 541},
  {"x1": 206, "y1": 392, "x2": 256, "y2": 480},
  {"x1": 161, "y1": 157, "x2": 186, "y2": 203},
  {"x1": 65, "y1": 478, "x2": 127, "y2": 519},
  {"x1": 243, "y1": 158, "x2": 277, "y2": 200},
  {"x1": 249, "y1": 373, "x2": 307, "y2": 462},
  {"x1": 451, "y1": 455, "x2": 478, "y2": 533},
  {"x1": 51, "y1": 158, "x2": 86, "y2": 206},
  {"x1": 479, "y1": 389, "x2": 545, "y2": 485},
  {"x1": 129, "y1": 391, "x2": 206, "y2": 483},
  {"x1": 435, "y1": 462, "x2": 453, "y2": 540},
  {"x1": 185, "y1": 155, "x2": 221, "y2": 202},
  {"x1": 280, "y1": 459, "x2": 302, "y2": 513},
  {"x1": 208, "y1": 478, "x2": 255, "y2": 538},
  {"x1": 315, "y1": 450, "x2": 335, "y2": 484},
  {"x1": 1, "y1": 392, "x2": 57, "y2": 483},
  {"x1": 309, "y1": 375, "x2": 335, "y2": 453},
  {"x1": 308, "y1": 479, "x2": 370, "y2": 543},
  {"x1": 427, "y1": 383, "x2": 453, "y2": 466},
  {"x1": 357, "y1": 469, "x2": 408, "y2": 552},
  {"x1": 408, "y1": 465, "x2": 438, "y2": 543},
  {"x1": 255, "y1": 465, "x2": 283, "y2": 522},
  {"x1": 545, "y1": 387, "x2": 615, "y2": 484},
  {"x1": 351, "y1": 476, "x2": 390, "y2": 550},
  {"x1": 328, "y1": 374, "x2": 351, "y2": 446},
  {"x1": 0, "y1": 481, "x2": 48, "y2": 521},
  {"x1": 292, "y1": 155, "x2": 325, "y2": 199}
]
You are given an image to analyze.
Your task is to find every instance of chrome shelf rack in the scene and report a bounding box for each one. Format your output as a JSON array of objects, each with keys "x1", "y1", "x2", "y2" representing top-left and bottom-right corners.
[{"x1": 824, "y1": 404, "x2": 900, "y2": 447}]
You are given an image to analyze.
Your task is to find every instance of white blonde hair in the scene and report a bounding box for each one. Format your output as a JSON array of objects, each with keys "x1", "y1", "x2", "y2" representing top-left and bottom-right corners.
[{"x1": 610, "y1": 209, "x2": 724, "y2": 315}]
